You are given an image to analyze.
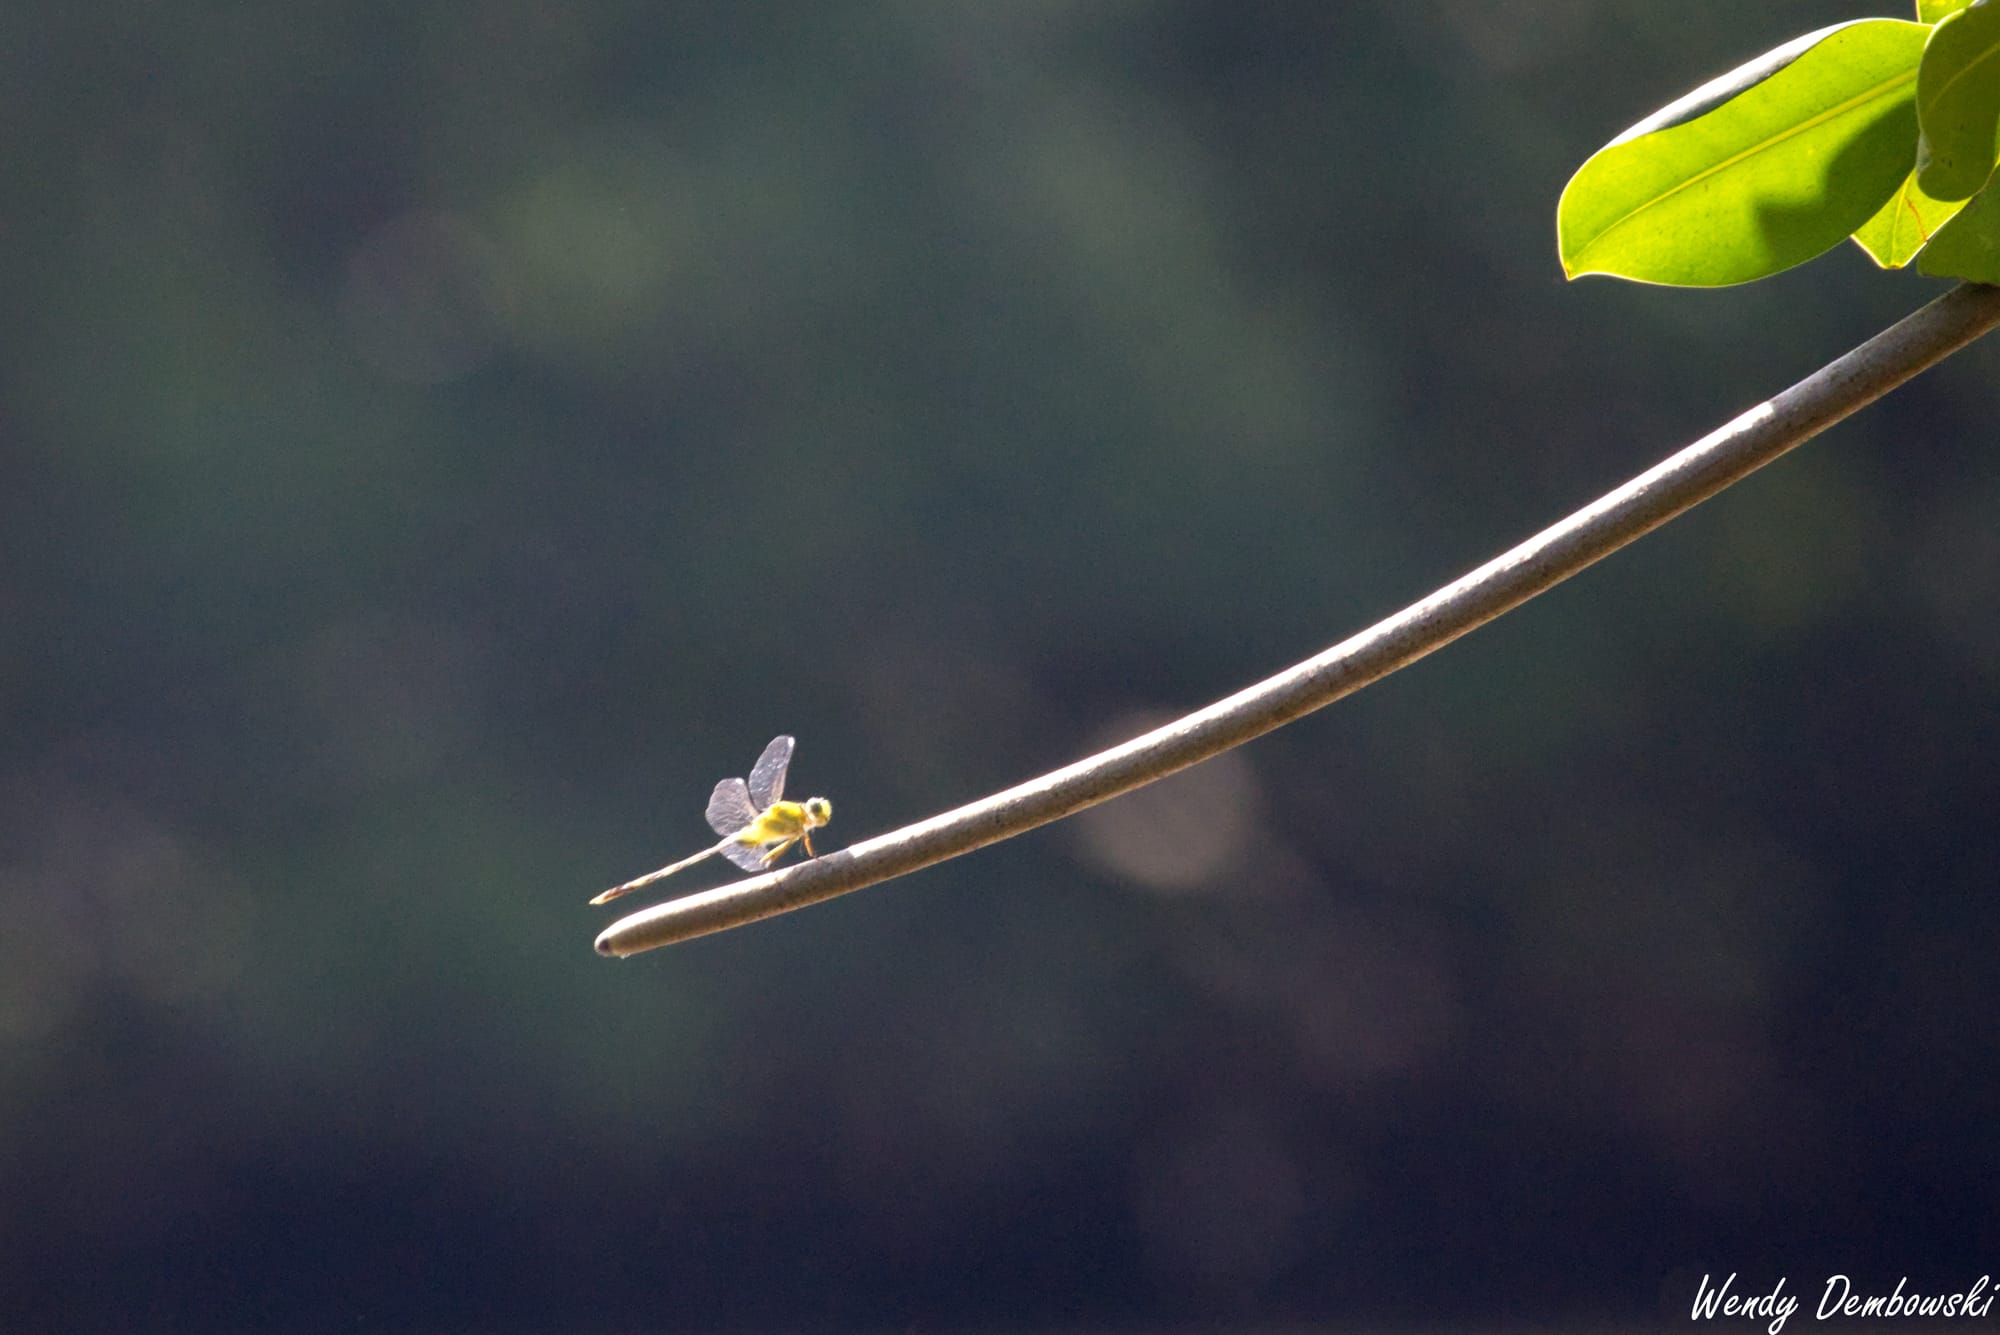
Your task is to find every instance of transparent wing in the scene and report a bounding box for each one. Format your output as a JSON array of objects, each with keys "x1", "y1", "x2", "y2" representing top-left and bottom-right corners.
[
  {"x1": 704, "y1": 777, "x2": 760, "y2": 839},
  {"x1": 717, "y1": 839, "x2": 772, "y2": 873},
  {"x1": 745, "y1": 735, "x2": 795, "y2": 810}
]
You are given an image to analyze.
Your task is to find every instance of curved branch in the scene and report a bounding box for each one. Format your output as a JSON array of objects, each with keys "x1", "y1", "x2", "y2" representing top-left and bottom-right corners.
[{"x1": 597, "y1": 282, "x2": 2000, "y2": 959}]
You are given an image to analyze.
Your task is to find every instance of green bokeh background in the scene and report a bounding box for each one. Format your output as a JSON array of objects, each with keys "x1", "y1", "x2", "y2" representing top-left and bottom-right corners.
[{"x1": 6, "y1": 2, "x2": 1998, "y2": 1329}]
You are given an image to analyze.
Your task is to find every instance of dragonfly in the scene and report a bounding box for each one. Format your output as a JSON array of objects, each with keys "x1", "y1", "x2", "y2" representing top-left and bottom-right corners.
[{"x1": 591, "y1": 735, "x2": 832, "y2": 905}]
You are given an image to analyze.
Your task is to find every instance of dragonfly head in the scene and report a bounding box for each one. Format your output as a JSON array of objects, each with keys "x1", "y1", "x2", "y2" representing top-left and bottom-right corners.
[{"x1": 803, "y1": 797, "x2": 832, "y2": 829}]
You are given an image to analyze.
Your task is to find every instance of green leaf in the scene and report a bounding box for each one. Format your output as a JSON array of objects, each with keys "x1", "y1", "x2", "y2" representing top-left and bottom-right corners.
[
  {"x1": 1559, "y1": 20, "x2": 1927, "y2": 286},
  {"x1": 1917, "y1": 0, "x2": 1978, "y2": 24},
  {"x1": 1915, "y1": 0, "x2": 2000, "y2": 200},
  {"x1": 1917, "y1": 174, "x2": 2000, "y2": 279},
  {"x1": 1852, "y1": 167, "x2": 1969, "y2": 265}
]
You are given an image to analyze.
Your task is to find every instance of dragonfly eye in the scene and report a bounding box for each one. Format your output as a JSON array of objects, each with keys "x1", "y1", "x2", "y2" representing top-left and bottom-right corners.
[{"x1": 805, "y1": 798, "x2": 832, "y2": 826}]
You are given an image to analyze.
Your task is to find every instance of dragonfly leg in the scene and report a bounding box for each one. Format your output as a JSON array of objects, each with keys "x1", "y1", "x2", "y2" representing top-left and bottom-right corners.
[
  {"x1": 802, "y1": 830, "x2": 815, "y2": 857},
  {"x1": 758, "y1": 837, "x2": 799, "y2": 866}
]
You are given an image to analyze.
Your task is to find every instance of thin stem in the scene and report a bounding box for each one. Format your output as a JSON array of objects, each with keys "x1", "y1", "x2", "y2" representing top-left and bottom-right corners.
[{"x1": 597, "y1": 282, "x2": 2000, "y2": 959}]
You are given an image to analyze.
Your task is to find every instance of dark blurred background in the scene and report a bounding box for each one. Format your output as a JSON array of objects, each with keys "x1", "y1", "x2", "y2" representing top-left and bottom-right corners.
[{"x1": 6, "y1": 2, "x2": 1998, "y2": 1330}]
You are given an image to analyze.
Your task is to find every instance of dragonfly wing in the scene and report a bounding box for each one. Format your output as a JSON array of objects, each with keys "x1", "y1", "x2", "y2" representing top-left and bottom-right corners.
[
  {"x1": 705, "y1": 777, "x2": 760, "y2": 838},
  {"x1": 717, "y1": 839, "x2": 772, "y2": 872},
  {"x1": 746, "y1": 734, "x2": 794, "y2": 809}
]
